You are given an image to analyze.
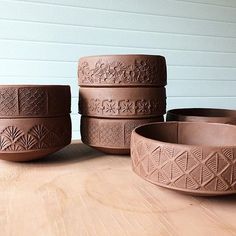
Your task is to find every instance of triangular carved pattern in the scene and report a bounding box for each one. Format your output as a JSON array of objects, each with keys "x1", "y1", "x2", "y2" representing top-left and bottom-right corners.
[{"x1": 131, "y1": 134, "x2": 236, "y2": 192}]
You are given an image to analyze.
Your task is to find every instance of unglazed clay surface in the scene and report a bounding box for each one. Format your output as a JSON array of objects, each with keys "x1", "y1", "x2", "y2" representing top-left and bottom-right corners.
[
  {"x1": 167, "y1": 108, "x2": 236, "y2": 124},
  {"x1": 79, "y1": 87, "x2": 166, "y2": 118},
  {"x1": 81, "y1": 116, "x2": 164, "y2": 154},
  {"x1": 78, "y1": 54, "x2": 166, "y2": 87},
  {"x1": 131, "y1": 122, "x2": 236, "y2": 196},
  {"x1": 0, "y1": 116, "x2": 71, "y2": 161},
  {"x1": 0, "y1": 85, "x2": 71, "y2": 117}
]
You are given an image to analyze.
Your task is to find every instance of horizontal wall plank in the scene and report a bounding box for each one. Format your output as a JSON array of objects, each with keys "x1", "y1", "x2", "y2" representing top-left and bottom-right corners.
[
  {"x1": 72, "y1": 130, "x2": 80, "y2": 140},
  {"x1": 71, "y1": 114, "x2": 80, "y2": 131},
  {"x1": 12, "y1": 0, "x2": 236, "y2": 23},
  {"x1": 167, "y1": 97, "x2": 236, "y2": 109},
  {"x1": 177, "y1": 0, "x2": 236, "y2": 8},
  {"x1": 1, "y1": 19, "x2": 236, "y2": 53},
  {"x1": 0, "y1": 75, "x2": 78, "y2": 97},
  {"x1": 1, "y1": 40, "x2": 236, "y2": 68},
  {"x1": 1, "y1": 61, "x2": 236, "y2": 81},
  {"x1": 1, "y1": 0, "x2": 235, "y2": 140},
  {"x1": 168, "y1": 80, "x2": 236, "y2": 97},
  {"x1": 0, "y1": 75, "x2": 235, "y2": 99},
  {"x1": 1, "y1": 1, "x2": 236, "y2": 38}
]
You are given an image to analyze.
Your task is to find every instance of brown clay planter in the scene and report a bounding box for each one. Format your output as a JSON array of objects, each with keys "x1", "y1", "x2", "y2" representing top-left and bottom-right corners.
[
  {"x1": 0, "y1": 115, "x2": 71, "y2": 161},
  {"x1": 79, "y1": 87, "x2": 166, "y2": 118},
  {"x1": 0, "y1": 85, "x2": 71, "y2": 117},
  {"x1": 78, "y1": 54, "x2": 167, "y2": 87},
  {"x1": 167, "y1": 108, "x2": 236, "y2": 124},
  {"x1": 131, "y1": 121, "x2": 236, "y2": 196},
  {"x1": 81, "y1": 116, "x2": 164, "y2": 154}
]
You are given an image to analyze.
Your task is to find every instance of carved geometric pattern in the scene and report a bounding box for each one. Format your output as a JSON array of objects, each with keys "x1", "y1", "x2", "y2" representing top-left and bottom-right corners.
[
  {"x1": 0, "y1": 124, "x2": 70, "y2": 152},
  {"x1": 81, "y1": 119, "x2": 99, "y2": 145},
  {"x1": 100, "y1": 123, "x2": 123, "y2": 146},
  {"x1": 0, "y1": 88, "x2": 18, "y2": 116},
  {"x1": 19, "y1": 88, "x2": 47, "y2": 116},
  {"x1": 131, "y1": 133, "x2": 236, "y2": 193},
  {"x1": 0, "y1": 87, "x2": 70, "y2": 117},
  {"x1": 81, "y1": 117, "x2": 162, "y2": 149},
  {"x1": 80, "y1": 98, "x2": 165, "y2": 117},
  {"x1": 78, "y1": 59, "x2": 166, "y2": 86}
]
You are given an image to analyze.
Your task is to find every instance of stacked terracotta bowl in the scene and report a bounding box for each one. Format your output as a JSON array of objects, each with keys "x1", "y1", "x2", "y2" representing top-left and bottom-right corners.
[
  {"x1": 0, "y1": 85, "x2": 71, "y2": 161},
  {"x1": 78, "y1": 54, "x2": 167, "y2": 154}
]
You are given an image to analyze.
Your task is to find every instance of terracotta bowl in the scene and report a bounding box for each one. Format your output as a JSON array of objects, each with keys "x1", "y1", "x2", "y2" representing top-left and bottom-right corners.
[
  {"x1": 131, "y1": 121, "x2": 236, "y2": 196},
  {"x1": 79, "y1": 87, "x2": 166, "y2": 118},
  {"x1": 0, "y1": 85, "x2": 71, "y2": 117},
  {"x1": 167, "y1": 108, "x2": 236, "y2": 124},
  {"x1": 0, "y1": 115, "x2": 71, "y2": 161},
  {"x1": 81, "y1": 116, "x2": 164, "y2": 154},
  {"x1": 78, "y1": 54, "x2": 166, "y2": 87}
]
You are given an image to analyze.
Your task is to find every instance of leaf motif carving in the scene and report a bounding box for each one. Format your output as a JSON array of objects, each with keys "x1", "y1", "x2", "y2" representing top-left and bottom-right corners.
[
  {"x1": 18, "y1": 134, "x2": 37, "y2": 150},
  {"x1": 1, "y1": 126, "x2": 24, "y2": 142}
]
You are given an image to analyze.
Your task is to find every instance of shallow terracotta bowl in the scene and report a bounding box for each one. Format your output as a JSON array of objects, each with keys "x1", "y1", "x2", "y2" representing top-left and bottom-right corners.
[{"x1": 131, "y1": 121, "x2": 236, "y2": 196}]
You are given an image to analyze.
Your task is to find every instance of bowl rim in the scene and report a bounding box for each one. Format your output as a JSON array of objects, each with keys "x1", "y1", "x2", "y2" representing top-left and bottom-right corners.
[
  {"x1": 78, "y1": 54, "x2": 166, "y2": 60},
  {"x1": 167, "y1": 108, "x2": 236, "y2": 118},
  {"x1": 133, "y1": 121, "x2": 236, "y2": 149}
]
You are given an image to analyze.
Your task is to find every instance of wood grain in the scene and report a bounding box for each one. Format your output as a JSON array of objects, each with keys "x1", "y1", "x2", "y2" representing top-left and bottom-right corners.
[{"x1": 0, "y1": 141, "x2": 235, "y2": 236}]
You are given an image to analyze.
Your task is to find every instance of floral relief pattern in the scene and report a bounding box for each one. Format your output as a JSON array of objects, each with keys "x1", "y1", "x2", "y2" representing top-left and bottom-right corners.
[
  {"x1": 103, "y1": 100, "x2": 118, "y2": 115},
  {"x1": 0, "y1": 124, "x2": 69, "y2": 152},
  {"x1": 81, "y1": 98, "x2": 165, "y2": 117},
  {"x1": 119, "y1": 100, "x2": 135, "y2": 115},
  {"x1": 88, "y1": 99, "x2": 102, "y2": 114},
  {"x1": 78, "y1": 59, "x2": 166, "y2": 85}
]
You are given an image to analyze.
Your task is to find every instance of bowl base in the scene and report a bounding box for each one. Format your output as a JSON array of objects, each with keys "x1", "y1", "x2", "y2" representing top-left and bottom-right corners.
[
  {"x1": 0, "y1": 146, "x2": 67, "y2": 162},
  {"x1": 87, "y1": 145, "x2": 130, "y2": 155}
]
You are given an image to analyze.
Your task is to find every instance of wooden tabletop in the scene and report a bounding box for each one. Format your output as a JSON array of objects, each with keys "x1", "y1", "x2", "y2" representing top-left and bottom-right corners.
[{"x1": 0, "y1": 141, "x2": 236, "y2": 236}]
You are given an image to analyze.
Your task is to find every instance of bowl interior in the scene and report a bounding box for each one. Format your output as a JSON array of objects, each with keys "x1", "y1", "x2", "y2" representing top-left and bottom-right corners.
[
  {"x1": 135, "y1": 122, "x2": 236, "y2": 146},
  {"x1": 168, "y1": 108, "x2": 236, "y2": 118}
]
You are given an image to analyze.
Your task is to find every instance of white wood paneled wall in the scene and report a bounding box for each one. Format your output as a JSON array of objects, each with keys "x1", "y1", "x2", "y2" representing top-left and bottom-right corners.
[{"x1": 0, "y1": 0, "x2": 236, "y2": 139}]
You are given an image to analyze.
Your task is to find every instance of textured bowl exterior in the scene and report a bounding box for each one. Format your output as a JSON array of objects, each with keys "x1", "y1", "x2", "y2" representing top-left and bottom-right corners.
[
  {"x1": 131, "y1": 122, "x2": 236, "y2": 196},
  {"x1": 81, "y1": 116, "x2": 164, "y2": 154},
  {"x1": 0, "y1": 115, "x2": 71, "y2": 161},
  {"x1": 78, "y1": 54, "x2": 167, "y2": 87},
  {"x1": 79, "y1": 87, "x2": 166, "y2": 118},
  {"x1": 167, "y1": 108, "x2": 236, "y2": 125},
  {"x1": 0, "y1": 85, "x2": 71, "y2": 117}
]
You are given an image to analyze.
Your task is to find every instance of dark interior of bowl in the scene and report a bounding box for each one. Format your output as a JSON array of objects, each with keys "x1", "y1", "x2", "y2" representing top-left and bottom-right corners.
[
  {"x1": 135, "y1": 122, "x2": 236, "y2": 146},
  {"x1": 168, "y1": 108, "x2": 236, "y2": 118}
]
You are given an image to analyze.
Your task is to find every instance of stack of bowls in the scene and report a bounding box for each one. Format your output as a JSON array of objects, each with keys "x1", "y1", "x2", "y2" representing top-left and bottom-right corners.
[
  {"x1": 78, "y1": 54, "x2": 167, "y2": 154},
  {"x1": 0, "y1": 85, "x2": 71, "y2": 161}
]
